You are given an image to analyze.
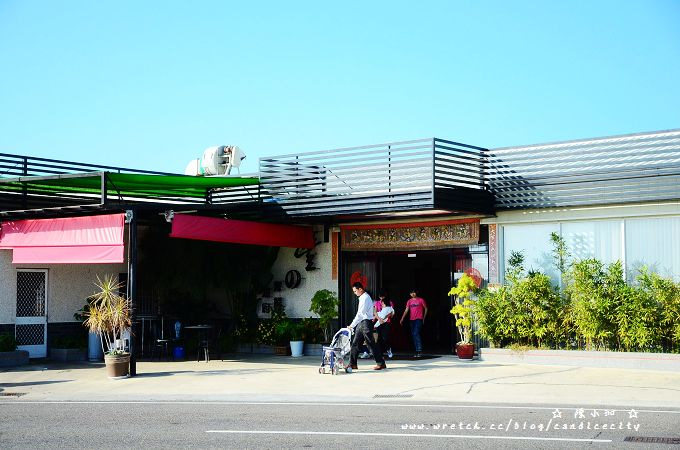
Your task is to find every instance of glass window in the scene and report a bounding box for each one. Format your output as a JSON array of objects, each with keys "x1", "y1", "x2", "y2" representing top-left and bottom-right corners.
[
  {"x1": 562, "y1": 220, "x2": 622, "y2": 265},
  {"x1": 502, "y1": 223, "x2": 560, "y2": 282},
  {"x1": 626, "y1": 216, "x2": 680, "y2": 281}
]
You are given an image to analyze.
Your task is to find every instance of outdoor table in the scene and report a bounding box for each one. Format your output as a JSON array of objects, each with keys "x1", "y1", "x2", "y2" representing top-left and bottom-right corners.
[{"x1": 185, "y1": 325, "x2": 213, "y2": 362}]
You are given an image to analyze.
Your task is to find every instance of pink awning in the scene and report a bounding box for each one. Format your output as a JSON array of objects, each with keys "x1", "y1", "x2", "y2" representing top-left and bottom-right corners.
[
  {"x1": 169, "y1": 214, "x2": 315, "y2": 249},
  {"x1": 0, "y1": 214, "x2": 125, "y2": 264}
]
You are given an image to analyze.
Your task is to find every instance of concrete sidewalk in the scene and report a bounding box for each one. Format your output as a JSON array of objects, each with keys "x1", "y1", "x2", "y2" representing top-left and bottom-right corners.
[{"x1": 1, "y1": 354, "x2": 680, "y2": 408}]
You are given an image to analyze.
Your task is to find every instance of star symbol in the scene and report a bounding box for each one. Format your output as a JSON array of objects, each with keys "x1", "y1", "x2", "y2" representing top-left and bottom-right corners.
[
  {"x1": 628, "y1": 409, "x2": 638, "y2": 418},
  {"x1": 552, "y1": 408, "x2": 562, "y2": 418}
]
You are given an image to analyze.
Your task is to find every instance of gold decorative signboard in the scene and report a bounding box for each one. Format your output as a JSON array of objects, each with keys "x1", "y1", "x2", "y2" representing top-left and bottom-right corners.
[{"x1": 341, "y1": 219, "x2": 479, "y2": 251}]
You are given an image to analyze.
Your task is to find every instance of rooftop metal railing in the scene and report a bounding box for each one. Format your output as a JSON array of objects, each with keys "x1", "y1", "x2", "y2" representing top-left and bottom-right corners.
[
  {"x1": 486, "y1": 129, "x2": 680, "y2": 209},
  {"x1": 0, "y1": 152, "x2": 175, "y2": 178},
  {"x1": 257, "y1": 138, "x2": 490, "y2": 217}
]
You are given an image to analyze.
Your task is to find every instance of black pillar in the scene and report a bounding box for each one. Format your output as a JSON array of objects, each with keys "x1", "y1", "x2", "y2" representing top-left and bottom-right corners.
[{"x1": 128, "y1": 210, "x2": 138, "y2": 376}]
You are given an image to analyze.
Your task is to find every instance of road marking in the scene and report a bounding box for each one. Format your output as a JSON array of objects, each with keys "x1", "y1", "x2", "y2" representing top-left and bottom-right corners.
[
  {"x1": 205, "y1": 430, "x2": 612, "y2": 443},
  {"x1": 0, "y1": 400, "x2": 678, "y2": 414}
]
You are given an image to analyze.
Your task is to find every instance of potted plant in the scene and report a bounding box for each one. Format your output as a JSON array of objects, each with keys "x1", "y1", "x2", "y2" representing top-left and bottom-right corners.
[
  {"x1": 309, "y1": 289, "x2": 339, "y2": 343},
  {"x1": 82, "y1": 275, "x2": 132, "y2": 379},
  {"x1": 288, "y1": 321, "x2": 305, "y2": 357},
  {"x1": 274, "y1": 318, "x2": 304, "y2": 356},
  {"x1": 449, "y1": 273, "x2": 479, "y2": 360}
]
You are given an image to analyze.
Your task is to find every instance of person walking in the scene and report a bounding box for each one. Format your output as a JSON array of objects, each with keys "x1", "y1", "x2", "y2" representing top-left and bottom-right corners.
[
  {"x1": 399, "y1": 289, "x2": 428, "y2": 357},
  {"x1": 373, "y1": 292, "x2": 394, "y2": 359},
  {"x1": 348, "y1": 282, "x2": 387, "y2": 371}
]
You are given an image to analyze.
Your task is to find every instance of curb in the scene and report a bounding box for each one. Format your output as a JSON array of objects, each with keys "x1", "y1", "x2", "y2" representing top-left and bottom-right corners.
[{"x1": 480, "y1": 348, "x2": 680, "y2": 372}]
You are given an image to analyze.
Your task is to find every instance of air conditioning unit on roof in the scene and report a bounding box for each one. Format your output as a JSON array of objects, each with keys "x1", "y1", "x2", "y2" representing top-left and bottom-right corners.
[{"x1": 184, "y1": 145, "x2": 245, "y2": 176}]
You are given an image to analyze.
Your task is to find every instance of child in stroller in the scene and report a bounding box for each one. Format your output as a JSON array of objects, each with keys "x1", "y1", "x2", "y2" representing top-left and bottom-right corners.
[{"x1": 319, "y1": 327, "x2": 353, "y2": 375}]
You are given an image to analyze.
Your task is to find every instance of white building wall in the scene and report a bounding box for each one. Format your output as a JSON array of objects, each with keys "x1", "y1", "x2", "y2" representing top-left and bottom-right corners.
[
  {"x1": 266, "y1": 231, "x2": 338, "y2": 319},
  {"x1": 0, "y1": 249, "x2": 127, "y2": 324},
  {"x1": 0, "y1": 250, "x2": 15, "y2": 323}
]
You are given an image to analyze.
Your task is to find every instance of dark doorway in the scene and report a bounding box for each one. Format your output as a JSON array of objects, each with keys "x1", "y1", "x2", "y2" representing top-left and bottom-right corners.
[
  {"x1": 381, "y1": 251, "x2": 453, "y2": 353},
  {"x1": 342, "y1": 250, "x2": 457, "y2": 354}
]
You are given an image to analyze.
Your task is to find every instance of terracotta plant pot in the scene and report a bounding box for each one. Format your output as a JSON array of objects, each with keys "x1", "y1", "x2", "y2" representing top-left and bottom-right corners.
[
  {"x1": 104, "y1": 353, "x2": 130, "y2": 379},
  {"x1": 456, "y1": 343, "x2": 475, "y2": 360}
]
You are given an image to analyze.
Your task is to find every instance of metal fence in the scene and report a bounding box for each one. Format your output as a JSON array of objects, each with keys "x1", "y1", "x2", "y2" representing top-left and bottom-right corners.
[
  {"x1": 258, "y1": 138, "x2": 491, "y2": 218},
  {"x1": 0, "y1": 153, "x2": 174, "y2": 178}
]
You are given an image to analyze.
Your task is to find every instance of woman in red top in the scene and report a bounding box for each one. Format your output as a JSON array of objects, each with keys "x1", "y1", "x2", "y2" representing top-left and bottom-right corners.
[{"x1": 399, "y1": 289, "x2": 428, "y2": 357}]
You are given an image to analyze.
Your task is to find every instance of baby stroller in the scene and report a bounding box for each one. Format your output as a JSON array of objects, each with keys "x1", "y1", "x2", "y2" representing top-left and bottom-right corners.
[{"x1": 319, "y1": 327, "x2": 353, "y2": 375}]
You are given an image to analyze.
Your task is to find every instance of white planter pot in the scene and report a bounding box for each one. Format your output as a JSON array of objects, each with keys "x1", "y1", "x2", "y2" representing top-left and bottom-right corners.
[
  {"x1": 88, "y1": 332, "x2": 104, "y2": 361},
  {"x1": 290, "y1": 340, "x2": 304, "y2": 357}
]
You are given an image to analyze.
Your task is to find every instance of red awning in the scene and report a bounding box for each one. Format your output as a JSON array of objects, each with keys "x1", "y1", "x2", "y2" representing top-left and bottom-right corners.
[
  {"x1": 0, "y1": 214, "x2": 125, "y2": 264},
  {"x1": 169, "y1": 214, "x2": 315, "y2": 249}
]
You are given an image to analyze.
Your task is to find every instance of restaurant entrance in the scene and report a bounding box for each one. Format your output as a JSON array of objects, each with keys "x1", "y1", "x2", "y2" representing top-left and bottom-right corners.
[{"x1": 342, "y1": 249, "x2": 474, "y2": 354}]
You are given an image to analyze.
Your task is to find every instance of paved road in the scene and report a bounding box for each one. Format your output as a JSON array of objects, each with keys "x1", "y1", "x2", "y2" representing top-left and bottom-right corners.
[{"x1": 1, "y1": 401, "x2": 678, "y2": 449}]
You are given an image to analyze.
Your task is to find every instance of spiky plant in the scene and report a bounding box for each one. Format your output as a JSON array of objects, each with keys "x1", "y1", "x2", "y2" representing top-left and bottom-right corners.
[{"x1": 83, "y1": 275, "x2": 131, "y2": 355}]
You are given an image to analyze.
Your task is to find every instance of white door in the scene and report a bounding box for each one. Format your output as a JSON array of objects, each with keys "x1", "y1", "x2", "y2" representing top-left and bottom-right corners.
[{"x1": 15, "y1": 270, "x2": 48, "y2": 358}]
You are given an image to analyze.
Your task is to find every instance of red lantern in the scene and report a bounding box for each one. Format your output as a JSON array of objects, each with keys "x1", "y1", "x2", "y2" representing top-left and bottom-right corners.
[
  {"x1": 350, "y1": 271, "x2": 368, "y2": 288},
  {"x1": 465, "y1": 268, "x2": 482, "y2": 288}
]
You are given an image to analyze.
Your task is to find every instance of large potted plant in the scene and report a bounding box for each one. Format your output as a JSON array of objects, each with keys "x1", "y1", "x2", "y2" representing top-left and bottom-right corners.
[
  {"x1": 276, "y1": 319, "x2": 304, "y2": 357},
  {"x1": 309, "y1": 289, "x2": 339, "y2": 344},
  {"x1": 82, "y1": 275, "x2": 132, "y2": 379},
  {"x1": 449, "y1": 273, "x2": 479, "y2": 360},
  {"x1": 288, "y1": 321, "x2": 305, "y2": 357}
]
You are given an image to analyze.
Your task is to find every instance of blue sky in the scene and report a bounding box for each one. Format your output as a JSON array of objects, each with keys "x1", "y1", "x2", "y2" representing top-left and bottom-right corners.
[{"x1": 1, "y1": 1, "x2": 679, "y2": 174}]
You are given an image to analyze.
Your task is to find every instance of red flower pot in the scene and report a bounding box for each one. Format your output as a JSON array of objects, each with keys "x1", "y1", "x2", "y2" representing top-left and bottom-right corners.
[{"x1": 456, "y1": 343, "x2": 475, "y2": 360}]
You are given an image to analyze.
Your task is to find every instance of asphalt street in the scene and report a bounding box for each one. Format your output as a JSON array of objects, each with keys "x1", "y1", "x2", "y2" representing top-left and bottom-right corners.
[{"x1": 1, "y1": 401, "x2": 678, "y2": 449}]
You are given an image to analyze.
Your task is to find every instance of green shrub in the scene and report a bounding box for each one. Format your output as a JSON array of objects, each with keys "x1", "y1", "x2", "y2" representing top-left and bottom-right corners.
[
  {"x1": 475, "y1": 285, "x2": 512, "y2": 347},
  {"x1": 473, "y1": 235, "x2": 680, "y2": 353},
  {"x1": 0, "y1": 334, "x2": 18, "y2": 352},
  {"x1": 567, "y1": 259, "x2": 621, "y2": 350},
  {"x1": 512, "y1": 272, "x2": 564, "y2": 347},
  {"x1": 300, "y1": 317, "x2": 324, "y2": 344},
  {"x1": 636, "y1": 268, "x2": 680, "y2": 352}
]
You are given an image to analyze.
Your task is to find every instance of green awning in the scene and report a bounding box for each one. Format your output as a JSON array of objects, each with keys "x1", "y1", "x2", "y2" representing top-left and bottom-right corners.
[{"x1": 0, "y1": 172, "x2": 259, "y2": 199}]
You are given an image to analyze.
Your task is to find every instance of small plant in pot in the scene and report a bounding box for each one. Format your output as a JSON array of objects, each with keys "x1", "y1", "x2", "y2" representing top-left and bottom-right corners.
[
  {"x1": 279, "y1": 320, "x2": 305, "y2": 357},
  {"x1": 309, "y1": 289, "x2": 339, "y2": 343},
  {"x1": 274, "y1": 319, "x2": 303, "y2": 357},
  {"x1": 449, "y1": 273, "x2": 479, "y2": 360},
  {"x1": 82, "y1": 275, "x2": 132, "y2": 378}
]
